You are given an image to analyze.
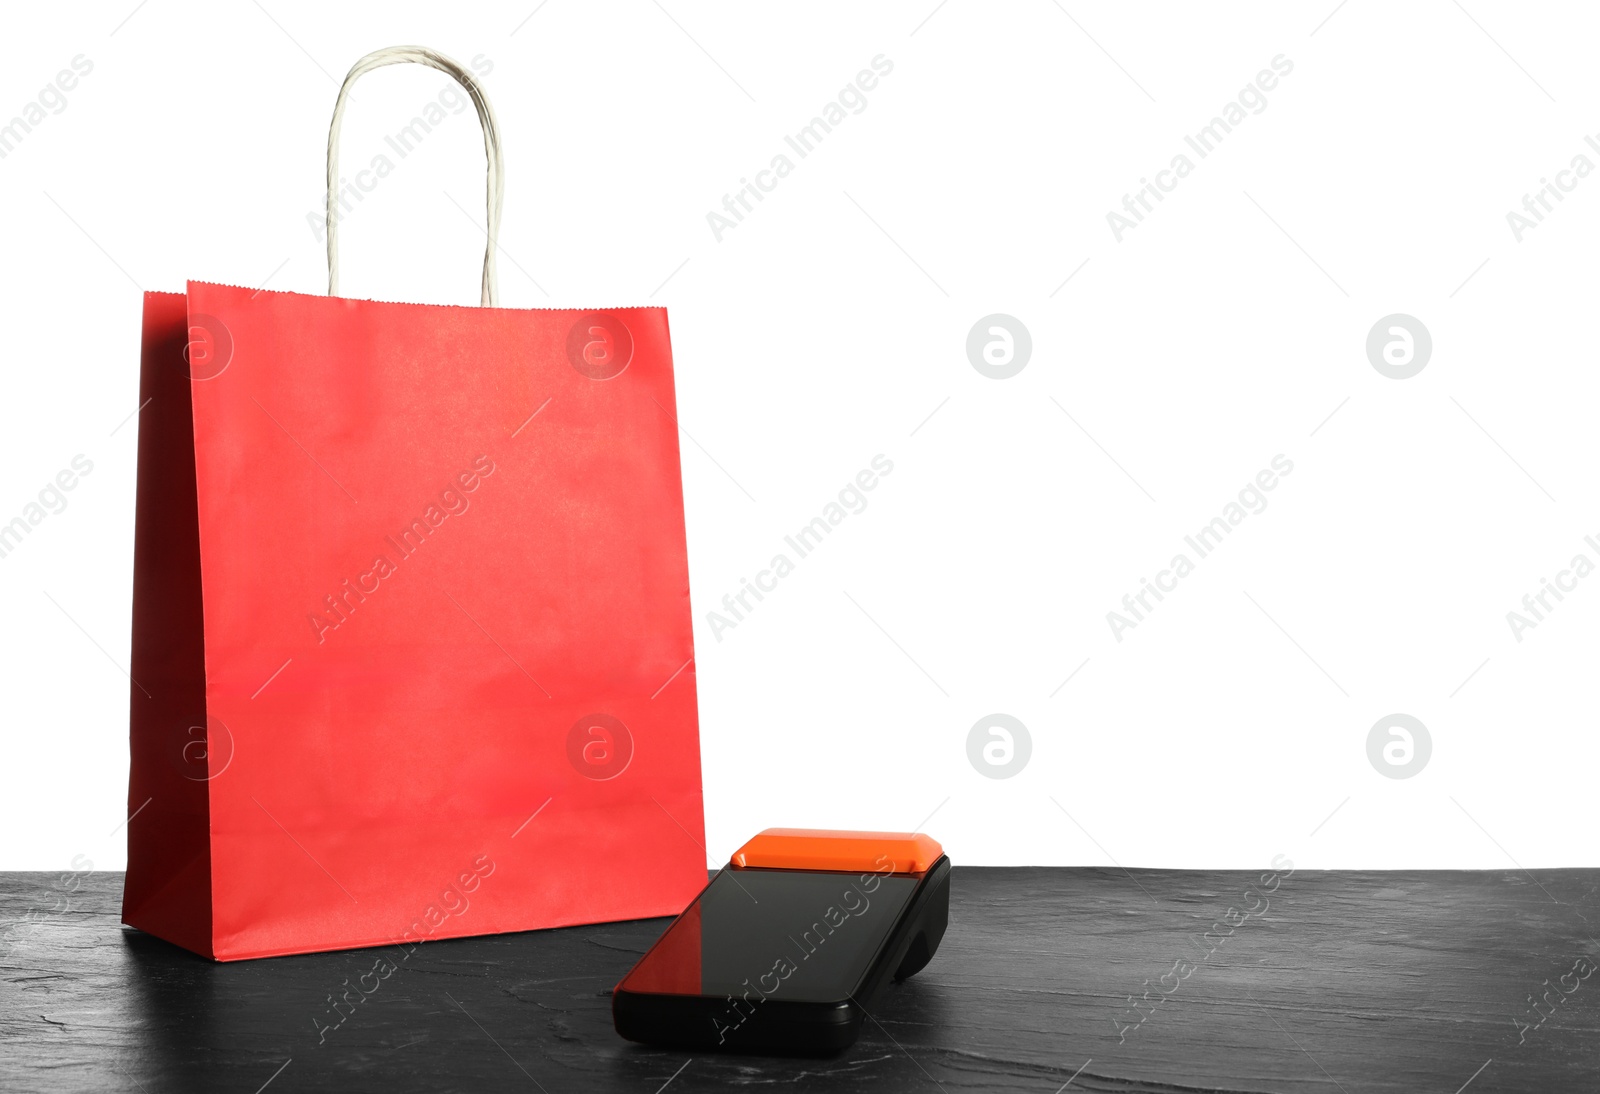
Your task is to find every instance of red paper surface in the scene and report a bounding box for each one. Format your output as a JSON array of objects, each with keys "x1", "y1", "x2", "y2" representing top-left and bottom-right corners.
[{"x1": 124, "y1": 283, "x2": 705, "y2": 960}]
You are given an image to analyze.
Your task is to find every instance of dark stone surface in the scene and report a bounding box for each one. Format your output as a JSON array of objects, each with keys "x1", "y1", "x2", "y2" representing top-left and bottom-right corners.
[{"x1": 2, "y1": 867, "x2": 1597, "y2": 1092}]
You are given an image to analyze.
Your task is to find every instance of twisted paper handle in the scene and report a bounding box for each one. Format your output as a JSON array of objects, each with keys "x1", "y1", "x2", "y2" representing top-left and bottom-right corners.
[{"x1": 325, "y1": 46, "x2": 504, "y2": 306}]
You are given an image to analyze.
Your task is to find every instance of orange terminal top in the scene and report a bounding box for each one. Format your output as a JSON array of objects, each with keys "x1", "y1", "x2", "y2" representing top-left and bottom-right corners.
[{"x1": 729, "y1": 828, "x2": 944, "y2": 875}]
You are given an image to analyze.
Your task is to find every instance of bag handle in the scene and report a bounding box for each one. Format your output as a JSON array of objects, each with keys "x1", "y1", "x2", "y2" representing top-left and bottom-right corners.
[{"x1": 325, "y1": 46, "x2": 504, "y2": 307}]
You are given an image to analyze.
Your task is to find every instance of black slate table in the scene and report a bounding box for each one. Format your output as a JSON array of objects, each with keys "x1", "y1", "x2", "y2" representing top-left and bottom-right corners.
[{"x1": 2, "y1": 868, "x2": 1597, "y2": 1092}]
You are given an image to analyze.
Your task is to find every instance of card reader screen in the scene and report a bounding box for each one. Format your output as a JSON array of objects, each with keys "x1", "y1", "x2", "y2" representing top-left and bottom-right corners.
[{"x1": 621, "y1": 867, "x2": 919, "y2": 1002}]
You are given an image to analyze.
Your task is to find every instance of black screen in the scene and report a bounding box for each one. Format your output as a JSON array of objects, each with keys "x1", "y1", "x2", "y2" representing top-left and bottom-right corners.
[{"x1": 622, "y1": 867, "x2": 918, "y2": 1003}]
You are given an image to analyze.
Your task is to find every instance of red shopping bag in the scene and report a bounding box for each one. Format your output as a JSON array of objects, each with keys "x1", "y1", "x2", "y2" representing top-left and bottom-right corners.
[{"x1": 123, "y1": 47, "x2": 705, "y2": 960}]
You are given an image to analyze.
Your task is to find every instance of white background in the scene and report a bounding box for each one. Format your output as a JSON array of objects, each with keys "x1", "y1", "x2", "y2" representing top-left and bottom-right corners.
[{"x1": 1, "y1": 1, "x2": 1594, "y2": 872}]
